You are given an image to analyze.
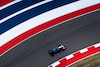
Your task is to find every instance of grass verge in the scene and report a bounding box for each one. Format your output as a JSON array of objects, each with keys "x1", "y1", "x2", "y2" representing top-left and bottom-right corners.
[{"x1": 69, "y1": 52, "x2": 100, "y2": 67}]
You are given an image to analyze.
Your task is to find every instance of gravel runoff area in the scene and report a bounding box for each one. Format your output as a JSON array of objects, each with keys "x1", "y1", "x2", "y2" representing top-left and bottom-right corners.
[{"x1": 69, "y1": 52, "x2": 100, "y2": 67}]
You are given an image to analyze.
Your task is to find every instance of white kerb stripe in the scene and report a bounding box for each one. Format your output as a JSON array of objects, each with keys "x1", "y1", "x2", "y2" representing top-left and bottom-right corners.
[
  {"x1": 80, "y1": 48, "x2": 88, "y2": 53},
  {"x1": 0, "y1": 0, "x2": 53, "y2": 24},
  {"x1": 94, "y1": 43, "x2": 100, "y2": 48},
  {"x1": 66, "y1": 54, "x2": 74, "y2": 60},
  {"x1": 0, "y1": 0, "x2": 99, "y2": 47},
  {"x1": 0, "y1": 0, "x2": 22, "y2": 10},
  {"x1": 51, "y1": 61, "x2": 60, "y2": 67}
]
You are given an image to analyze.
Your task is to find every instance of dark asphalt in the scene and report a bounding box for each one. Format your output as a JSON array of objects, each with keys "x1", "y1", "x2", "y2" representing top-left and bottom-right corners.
[{"x1": 0, "y1": 10, "x2": 100, "y2": 67}]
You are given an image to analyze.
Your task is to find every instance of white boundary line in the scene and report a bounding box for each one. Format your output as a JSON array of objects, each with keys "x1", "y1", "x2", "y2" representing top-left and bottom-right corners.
[
  {"x1": 0, "y1": 8, "x2": 99, "y2": 58},
  {"x1": 48, "y1": 9, "x2": 100, "y2": 67},
  {"x1": 0, "y1": 0, "x2": 22, "y2": 10},
  {"x1": 0, "y1": 0, "x2": 53, "y2": 23},
  {"x1": 0, "y1": 0, "x2": 99, "y2": 24},
  {"x1": 0, "y1": 0, "x2": 99, "y2": 48}
]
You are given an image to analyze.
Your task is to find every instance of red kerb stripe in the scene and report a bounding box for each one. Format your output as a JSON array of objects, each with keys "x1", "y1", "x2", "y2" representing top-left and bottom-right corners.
[
  {"x1": 0, "y1": 3, "x2": 100, "y2": 56},
  {"x1": 0, "y1": 0, "x2": 15, "y2": 7}
]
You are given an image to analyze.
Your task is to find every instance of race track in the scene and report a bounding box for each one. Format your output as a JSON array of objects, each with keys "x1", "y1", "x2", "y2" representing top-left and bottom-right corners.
[{"x1": 0, "y1": 10, "x2": 100, "y2": 67}]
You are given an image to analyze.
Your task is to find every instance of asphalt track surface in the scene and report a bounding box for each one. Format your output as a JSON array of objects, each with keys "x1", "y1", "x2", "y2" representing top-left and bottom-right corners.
[{"x1": 0, "y1": 10, "x2": 100, "y2": 67}]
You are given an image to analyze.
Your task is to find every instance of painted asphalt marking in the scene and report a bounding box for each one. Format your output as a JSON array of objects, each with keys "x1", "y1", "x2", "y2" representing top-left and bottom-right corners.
[
  {"x1": 94, "y1": 42, "x2": 100, "y2": 48},
  {"x1": 66, "y1": 54, "x2": 74, "y2": 60},
  {"x1": 51, "y1": 61, "x2": 60, "y2": 67},
  {"x1": 49, "y1": 42, "x2": 100, "y2": 67},
  {"x1": 0, "y1": 0, "x2": 53, "y2": 23},
  {"x1": 0, "y1": 0, "x2": 22, "y2": 10},
  {"x1": 80, "y1": 48, "x2": 88, "y2": 53}
]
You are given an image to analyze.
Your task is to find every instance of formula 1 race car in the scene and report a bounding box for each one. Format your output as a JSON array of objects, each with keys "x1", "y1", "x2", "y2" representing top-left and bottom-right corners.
[{"x1": 48, "y1": 44, "x2": 66, "y2": 56}]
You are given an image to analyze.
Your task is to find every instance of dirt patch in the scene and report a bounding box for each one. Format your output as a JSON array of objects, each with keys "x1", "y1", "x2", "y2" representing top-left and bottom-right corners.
[{"x1": 69, "y1": 52, "x2": 100, "y2": 67}]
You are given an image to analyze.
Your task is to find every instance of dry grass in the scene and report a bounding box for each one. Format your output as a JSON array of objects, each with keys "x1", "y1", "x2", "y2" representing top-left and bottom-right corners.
[{"x1": 69, "y1": 52, "x2": 100, "y2": 67}]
